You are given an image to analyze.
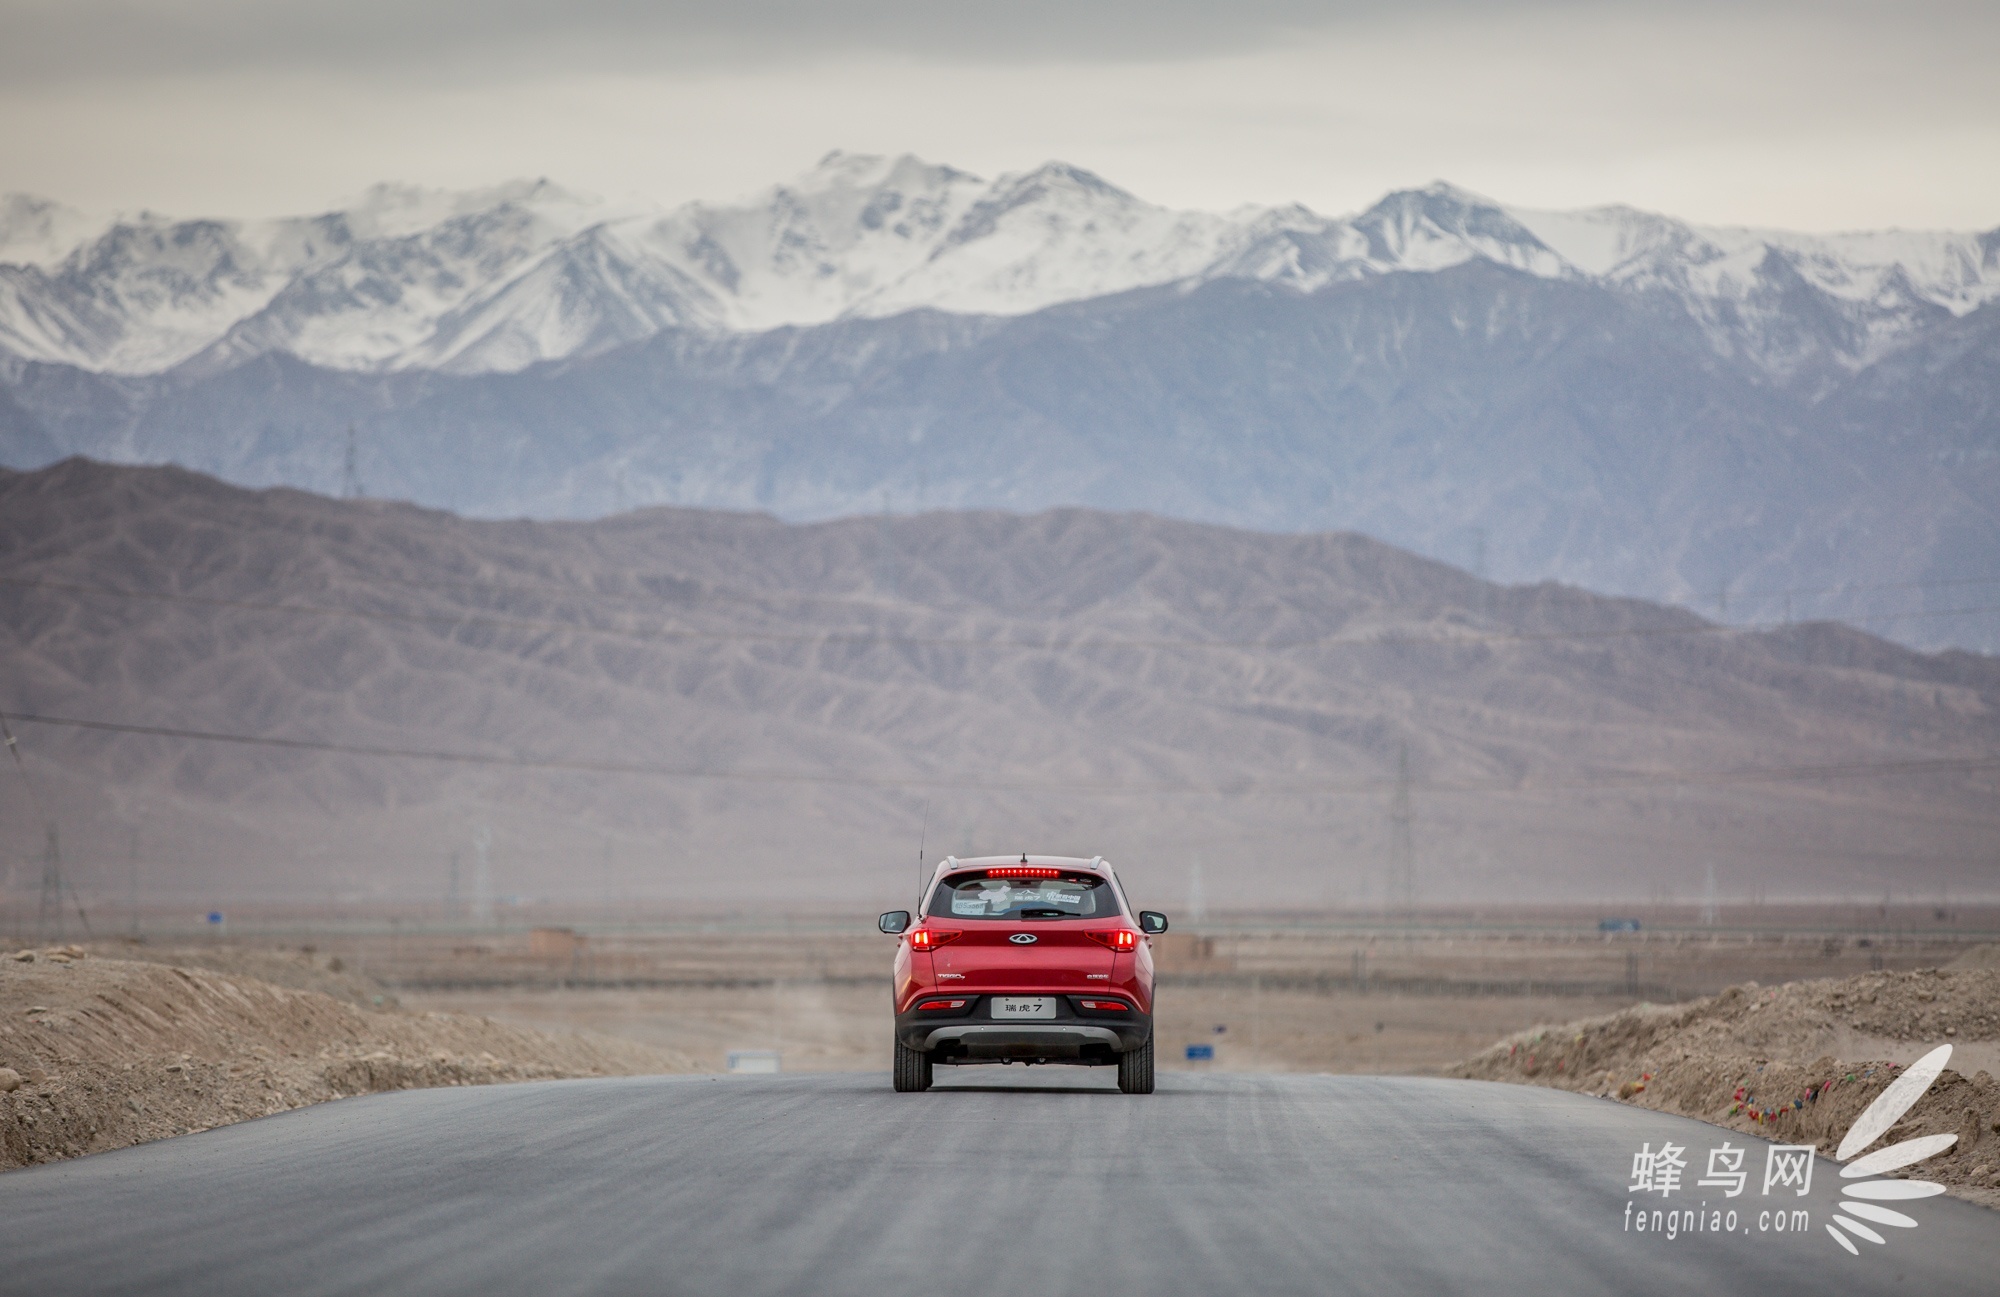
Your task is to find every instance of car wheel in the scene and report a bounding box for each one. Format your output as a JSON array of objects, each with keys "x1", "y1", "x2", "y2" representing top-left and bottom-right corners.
[
  {"x1": 1117, "y1": 1035, "x2": 1154, "y2": 1094},
  {"x1": 893, "y1": 1039, "x2": 933, "y2": 1092}
]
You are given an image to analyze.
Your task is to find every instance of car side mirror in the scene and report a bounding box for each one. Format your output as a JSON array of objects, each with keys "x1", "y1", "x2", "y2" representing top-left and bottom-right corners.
[
  {"x1": 1139, "y1": 911, "x2": 1169, "y2": 935},
  {"x1": 879, "y1": 910, "x2": 911, "y2": 934}
]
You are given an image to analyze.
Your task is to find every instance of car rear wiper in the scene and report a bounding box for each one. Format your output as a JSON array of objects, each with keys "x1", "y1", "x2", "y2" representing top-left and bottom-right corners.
[{"x1": 1017, "y1": 908, "x2": 1067, "y2": 919}]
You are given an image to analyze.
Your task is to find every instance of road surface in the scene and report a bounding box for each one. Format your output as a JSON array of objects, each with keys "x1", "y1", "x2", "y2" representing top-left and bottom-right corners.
[{"x1": 0, "y1": 1070, "x2": 1991, "y2": 1295}]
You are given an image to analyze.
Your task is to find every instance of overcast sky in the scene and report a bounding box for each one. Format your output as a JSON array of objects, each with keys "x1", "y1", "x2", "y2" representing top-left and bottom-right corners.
[{"x1": 4, "y1": 0, "x2": 1996, "y2": 229}]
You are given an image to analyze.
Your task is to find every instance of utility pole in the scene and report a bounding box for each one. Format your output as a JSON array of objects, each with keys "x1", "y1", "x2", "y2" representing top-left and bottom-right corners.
[
  {"x1": 1388, "y1": 744, "x2": 1414, "y2": 915},
  {"x1": 341, "y1": 425, "x2": 364, "y2": 499}
]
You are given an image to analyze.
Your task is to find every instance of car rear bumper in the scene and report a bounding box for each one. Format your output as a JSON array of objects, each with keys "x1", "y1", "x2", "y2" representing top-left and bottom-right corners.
[{"x1": 895, "y1": 995, "x2": 1151, "y2": 1063}]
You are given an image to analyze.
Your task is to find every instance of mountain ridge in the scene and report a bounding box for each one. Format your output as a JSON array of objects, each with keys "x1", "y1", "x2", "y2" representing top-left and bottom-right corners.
[
  {"x1": 4, "y1": 157, "x2": 1994, "y2": 653},
  {"x1": 5, "y1": 262, "x2": 1995, "y2": 651},
  {"x1": 5, "y1": 153, "x2": 1995, "y2": 381},
  {"x1": 3, "y1": 458, "x2": 1995, "y2": 906}
]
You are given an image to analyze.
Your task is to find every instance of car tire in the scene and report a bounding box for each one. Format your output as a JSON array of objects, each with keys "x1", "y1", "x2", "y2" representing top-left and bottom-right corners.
[
  {"x1": 1117, "y1": 1035, "x2": 1154, "y2": 1094},
  {"x1": 893, "y1": 1039, "x2": 933, "y2": 1092}
]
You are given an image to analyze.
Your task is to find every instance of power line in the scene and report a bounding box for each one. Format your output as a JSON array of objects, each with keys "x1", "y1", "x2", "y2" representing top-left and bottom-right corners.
[
  {"x1": 4, "y1": 573, "x2": 1995, "y2": 657},
  {"x1": 1706, "y1": 574, "x2": 2000, "y2": 604},
  {"x1": 3, "y1": 709, "x2": 1993, "y2": 799},
  {"x1": 86, "y1": 548, "x2": 2000, "y2": 627}
]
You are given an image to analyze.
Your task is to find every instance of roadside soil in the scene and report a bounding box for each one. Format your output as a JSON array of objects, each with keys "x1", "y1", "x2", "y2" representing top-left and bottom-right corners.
[
  {"x1": 0, "y1": 945, "x2": 694, "y2": 1171},
  {"x1": 1453, "y1": 968, "x2": 2000, "y2": 1208},
  {"x1": 407, "y1": 980, "x2": 1638, "y2": 1077}
]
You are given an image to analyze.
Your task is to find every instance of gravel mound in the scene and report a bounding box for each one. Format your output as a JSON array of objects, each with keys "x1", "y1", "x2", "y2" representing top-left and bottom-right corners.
[
  {"x1": 1, "y1": 945, "x2": 694, "y2": 1170},
  {"x1": 1454, "y1": 968, "x2": 2000, "y2": 1208}
]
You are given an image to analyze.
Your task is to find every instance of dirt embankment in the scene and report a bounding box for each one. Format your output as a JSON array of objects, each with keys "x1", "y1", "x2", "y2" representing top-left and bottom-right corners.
[
  {"x1": 103, "y1": 942, "x2": 407, "y2": 1008},
  {"x1": 0, "y1": 945, "x2": 695, "y2": 1171},
  {"x1": 1454, "y1": 967, "x2": 2000, "y2": 1207}
]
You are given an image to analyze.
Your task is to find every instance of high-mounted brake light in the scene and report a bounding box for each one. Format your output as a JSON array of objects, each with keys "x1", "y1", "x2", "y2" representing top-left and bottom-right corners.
[
  {"x1": 985, "y1": 867, "x2": 1063, "y2": 879},
  {"x1": 917, "y1": 999, "x2": 968, "y2": 1011},
  {"x1": 908, "y1": 928, "x2": 961, "y2": 951},
  {"x1": 1085, "y1": 929, "x2": 1139, "y2": 952},
  {"x1": 1076, "y1": 999, "x2": 1129, "y2": 1011}
]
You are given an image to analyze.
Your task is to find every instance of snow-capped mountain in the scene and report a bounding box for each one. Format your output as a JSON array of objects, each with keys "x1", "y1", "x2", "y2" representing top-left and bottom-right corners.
[
  {"x1": 4, "y1": 153, "x2": 1995, "y2": 380},
  {"x1": 0, "y1": 195, "x2": 103, "y2": 268},
  {"x1": 4, "y1": 155, "x2": 1996, "y2": 656}
]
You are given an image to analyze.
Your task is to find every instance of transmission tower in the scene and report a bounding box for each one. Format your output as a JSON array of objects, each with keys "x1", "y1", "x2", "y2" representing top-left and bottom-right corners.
[
  {"x1": 128, "y1": 828, "x2": 141, "y2": 938},
  {"x1": 471, "y1": 824, "x2": 494, "y2": 925},
  {"x1": 341, "y1": 425, "x2": 364, "y2": 499},
  {"x1": 2, "y1": 712, "x2": 69, "y2": 942},
  {"x1": 37, "y1": 824, "x2": 63, "y2": 941},
  {"x1": 874, "y1": 491, "x2": 897, "y2": 597},
  {"x1": 1388, "y1": 745, "x2": 1414, "y2": 914}
]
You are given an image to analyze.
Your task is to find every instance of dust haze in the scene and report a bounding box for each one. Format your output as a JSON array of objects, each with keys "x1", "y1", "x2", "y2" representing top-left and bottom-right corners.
[{"x1": 4, "y1": 458, "x2": 1994, "y2": 915}]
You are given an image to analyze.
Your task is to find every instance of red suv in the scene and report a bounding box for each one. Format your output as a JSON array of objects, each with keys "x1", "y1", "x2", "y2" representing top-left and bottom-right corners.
[{"x1": 878, "y1": 854, "x2": 1169, "y2": 1093}]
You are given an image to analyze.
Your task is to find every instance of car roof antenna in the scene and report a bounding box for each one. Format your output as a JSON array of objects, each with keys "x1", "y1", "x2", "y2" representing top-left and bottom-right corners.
[
  {"x1": 1020, "y1": 852, "x2": 1028, "y2": 863},
  {"x1": 917, "y1": 799, "x2": 931, "y2": 906}
]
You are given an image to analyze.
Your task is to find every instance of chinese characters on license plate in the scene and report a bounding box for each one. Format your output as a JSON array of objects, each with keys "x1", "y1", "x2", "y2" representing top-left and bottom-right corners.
[{"x1": 993, "y1": 997, "x2": 1057, "y2": 1019}]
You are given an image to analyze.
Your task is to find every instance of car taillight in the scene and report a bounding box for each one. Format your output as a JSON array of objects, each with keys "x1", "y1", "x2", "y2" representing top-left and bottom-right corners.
[
  {"x1": 1085, "y1": 929, "x2": 1138, "y2": 951},
  {"x1": 909, "y1": 928, "x2": 961, "y2": 951},
  {"x1": 1077, "y1": 999, "x2": 1129, "y2": 1011},
  {"x1": 985, "y1": 867, "x2": 1063, "y2": 878},
  {"x1": 917, "y1": 999, "x2": 968, "y2": 1011}
]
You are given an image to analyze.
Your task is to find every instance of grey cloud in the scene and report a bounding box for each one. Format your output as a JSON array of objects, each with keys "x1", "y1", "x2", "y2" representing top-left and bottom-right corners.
[{"x1": 0, "y1": 0, "x2": 1683, "y2": 83}]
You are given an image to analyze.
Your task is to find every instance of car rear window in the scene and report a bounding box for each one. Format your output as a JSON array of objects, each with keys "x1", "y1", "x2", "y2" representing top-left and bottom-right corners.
[{"x1": 927, "y1": 872, "x2": 1120, "y2": 920}]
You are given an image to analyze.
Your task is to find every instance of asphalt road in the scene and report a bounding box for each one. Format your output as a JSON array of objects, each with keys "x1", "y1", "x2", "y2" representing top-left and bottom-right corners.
[{"x1": 0, "y1": 1070, "x2": 1991, "y2": 1295}]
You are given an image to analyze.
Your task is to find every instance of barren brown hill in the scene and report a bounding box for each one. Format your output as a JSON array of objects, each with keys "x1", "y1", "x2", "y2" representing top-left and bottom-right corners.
[{"x1": 1, "y1": 457, "x2": 1995, "y2": 909}]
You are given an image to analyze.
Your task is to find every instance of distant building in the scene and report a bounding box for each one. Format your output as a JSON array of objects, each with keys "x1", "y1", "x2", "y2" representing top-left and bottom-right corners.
[{"x1": 529, "y1": 927, "x2": 585, "y2": 959}]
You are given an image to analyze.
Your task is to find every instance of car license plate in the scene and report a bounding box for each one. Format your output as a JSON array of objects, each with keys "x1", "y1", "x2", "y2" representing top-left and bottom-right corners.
[{"x1": 992, "y1": 997, "x2": 1056, "y2": 1019}]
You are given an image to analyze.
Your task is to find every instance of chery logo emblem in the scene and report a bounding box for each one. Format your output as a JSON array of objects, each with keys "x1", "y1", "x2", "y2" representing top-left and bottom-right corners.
[{"x1": 1009, "y1": 933, "x2": 1038, "y2": 944}]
